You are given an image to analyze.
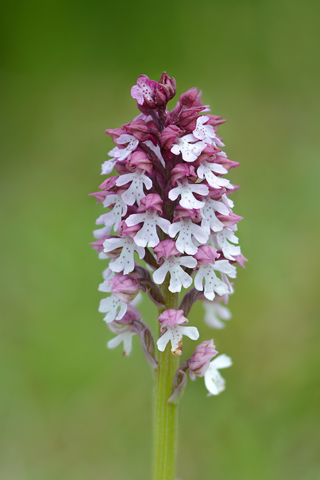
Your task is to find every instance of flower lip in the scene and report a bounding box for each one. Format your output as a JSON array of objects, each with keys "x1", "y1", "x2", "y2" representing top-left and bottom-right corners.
[{"x1": 204, "y1": 354, "x2": 233, "y2": 395}]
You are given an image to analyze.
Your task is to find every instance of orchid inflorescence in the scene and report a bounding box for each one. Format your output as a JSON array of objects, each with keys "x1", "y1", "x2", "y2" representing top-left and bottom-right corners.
[{"x1": 90, "y1": 72, "x2": 246, "y2": 398}]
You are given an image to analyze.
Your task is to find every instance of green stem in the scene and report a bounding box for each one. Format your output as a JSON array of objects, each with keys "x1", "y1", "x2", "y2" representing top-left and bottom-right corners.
[{"x1": 153, "y1": 281, "x2": 180, "y2": 480}]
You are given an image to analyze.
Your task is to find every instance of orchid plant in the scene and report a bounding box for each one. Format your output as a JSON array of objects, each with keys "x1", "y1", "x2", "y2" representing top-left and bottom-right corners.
[{"x1": 90, "y1": 72, "x2": 246, "y2": 480}]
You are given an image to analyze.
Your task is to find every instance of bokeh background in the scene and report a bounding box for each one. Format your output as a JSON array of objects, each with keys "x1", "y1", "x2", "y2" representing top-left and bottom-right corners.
[{"x1": 1, "y1": 0, "x2": 320, "y2": 479}]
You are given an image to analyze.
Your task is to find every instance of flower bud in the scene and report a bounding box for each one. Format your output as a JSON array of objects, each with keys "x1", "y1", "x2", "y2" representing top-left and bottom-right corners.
[
  {"x1": 138, "y1": 193, "x2": 163, "y2": 213},
  {"x1": 179, "y1": 87, "x2": 202, "y2": 108},
  {"x1": 160, "y1": 125, "x2": 182, "y2": 150},
  {"x1": 194, "y1": 245, "x2": 219, "y2": 265},
  {"x1": 105, "y1": 126, "x2": 127, "y2": 143},
  {"x1": 216, "y1": 212, "x2": 243, "y2": 227},
  {"x1": 153, "y1": 239, "x2": 180, "y2": 262},
  {"x1": 158, "y1": 72, "x2": 176, "y2": 101},
  {"x1": 126, "y1": 150, "x2": 153, "y2": 174},
  {"x1": 109, "y1": 305, "x2": 141, "y2": 330},
  {"x1": 189, "y1": 339, "x2": 218, "y2": 379},
  {"x1": 171, "y1": 164, "x2": 197, "y2": 186},
  {"x1": 154, "y1": 83, "x2": 169, "y2": 107},
  {"x1": 109, "y1": 273, "x2": 140, "y2": 303},
  {"x1": 126, "y1": 119, "x2": 157, "y2": 143},
  {"x1": 179, "y1": 107, "x2": 205, "y2": 131},
  {"x1": 117, "y1": 221, "x2": 140, "y2": 238}
]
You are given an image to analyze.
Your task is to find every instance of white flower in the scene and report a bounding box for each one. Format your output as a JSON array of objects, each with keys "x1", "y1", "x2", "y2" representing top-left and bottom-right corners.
[
  {"x1": 101, "y1": 134, "x2": 139, "y2": 174},
  {"x1": 143, "y1": 140, "x2": 165, "y2": 167},
  {"x1": 101, "y1": 158, "x2": 117, "y2": 175},
  {"x1": 193, "y1": 116, "x2": 225, "y2": 147},
  {"x1": 203, "y1": 300, "x2": 232, "y2": 329},
  {"x1": 168, "y1": 217, "x2": 209, "y2": 255},
  {"x1": 200, "y1": 197, "x2": 230, "y2": 233},
  {"x1": 197, "y1": 161, "x2": 232, "y2": 189},
  {"x1": 116, "y1": 168, "x2": 152, "y2": 205},
  {"x1": 107, "y1": 330, "x2": 135, "y2": 356},
  {"x1": 94, "y1": 195, "x2": 127, "y2": 238},
  {"x1": 107, "y1": 322, "x2": 136, "y2": 356},
  {"x1": 126, "y1": 210, "x2": 171, "y2": 248},
  {"x1": 194, "y1": 259, "x2": 237, "y2": 301},
  {"x1": 204, "y1": 354, "x2": 232, "y2": 395},
  {"x1": 157, "y1": 325, "x2": 199, "y2": 355},
  {"x1": 153, "y1": 256, "x2": 197, "y2": 293},
  {"x1": 103, "y1": 236, "x2": 145, "y2": 274},
  {"x1": 222, "y1": 193, "x2": 234, "y2": 209},
  {"x1": 109, "y1": 134, "x2": 139, "y2": 161},
  {"x1": 171, "y1": 134, "x2": 206, "y2": 162},
  {"x1": 169, "y1": 179, "x2": 209, "y2": 209},
  {"x1": 211, "y1": 228, "x2": 241, "y2": 261},
  {"x1": 98, "y1": 296, "x2": 127, "y2": 323},
  {"x1": 98, "y1": 267, "x2": 115, "y2": 292}
]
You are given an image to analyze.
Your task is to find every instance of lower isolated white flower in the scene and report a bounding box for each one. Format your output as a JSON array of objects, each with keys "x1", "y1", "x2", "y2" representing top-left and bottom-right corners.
[
  {"x1": 98, "y1": 296, "x2": 127, "y2": 323},
  {"x1": 103, "y1": 236, "x2": 145, "y2": 274},
  {"x1": 153, "y1": 255, "x2": 197, "y2": 293},
  {"x1": 157, "y1": 325, "x2": 199, "y2": 355},
  {"x1": 107, "y1": 324, "x2": 135, "y2": 356},
  {"x1": 204, "y1": 354, "x2": 232, "y2": 395},
  {"x1": 203, "y1": 300, "x2": 232, "y2": 329}
]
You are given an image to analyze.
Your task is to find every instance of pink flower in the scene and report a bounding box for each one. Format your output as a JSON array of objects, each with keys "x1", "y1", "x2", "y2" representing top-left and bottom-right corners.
[
  {"x1": 109, "y1": 273, "x2": 140, "y2": 303},
  {"x1": 158, "y1": 309, "x2": 188, "y2": 330},
  {"x1": 153, "y1": 239, "x2": 180, "y2": 262},
  {"x1": 131, "y1": 75, "x2": 158, "y2": 107},
  {"x1": 157, "y1": 309, "x2": 199, "y2": 356},
  {"x1": 189, "y1": 340, "x2": 218, "y2": 379}
]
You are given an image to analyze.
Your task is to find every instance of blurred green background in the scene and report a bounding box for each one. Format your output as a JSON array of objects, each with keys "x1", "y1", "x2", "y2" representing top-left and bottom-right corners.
[{"x1": 1, "y1": 0, "x2": 320, "y2": 479}]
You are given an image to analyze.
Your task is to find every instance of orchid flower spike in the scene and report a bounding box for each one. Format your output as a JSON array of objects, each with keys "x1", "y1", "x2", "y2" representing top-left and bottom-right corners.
[{"x1": 90, "y1": 71, "x2": 245, "y2": 400}]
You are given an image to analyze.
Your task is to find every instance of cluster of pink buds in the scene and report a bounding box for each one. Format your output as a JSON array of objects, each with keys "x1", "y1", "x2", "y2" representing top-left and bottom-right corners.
[{"x1": 90, "y1": 72, "x2": 246, "y2": 397}]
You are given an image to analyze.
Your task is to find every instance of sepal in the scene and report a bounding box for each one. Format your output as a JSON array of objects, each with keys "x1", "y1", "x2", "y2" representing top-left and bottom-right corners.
[
  {"x1": 134, "y1": 321, "x2": 158, "y2": 369},
  {"x1": 132, "y1": 265, "x2": 165, "y2": 306},
  {"x1": 168, "y1": 360, "x2": 190, "y2": 405},
  {"x1": 179, "y1": 288, "x2": 204, "y2": 317}
]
